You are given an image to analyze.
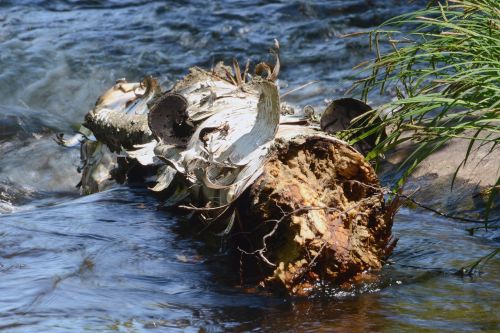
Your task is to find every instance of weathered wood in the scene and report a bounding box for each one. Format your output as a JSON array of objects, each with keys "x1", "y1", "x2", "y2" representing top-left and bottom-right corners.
[
  {"x1": 60, "y1": 62, "x2": 395, "y2": 294},
  {"x1": 240, "y1": 129, "x2": 395, "y2": 294},
  {"x1": 320, "y1": 98, "x2": 387, "y2": 155},
  {"x1": 83, "y1": 77, "x2": 161, "y2": 151}
]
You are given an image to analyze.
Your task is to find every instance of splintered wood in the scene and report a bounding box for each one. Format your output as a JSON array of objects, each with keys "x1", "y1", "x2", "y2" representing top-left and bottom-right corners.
[{"x1": 59, "y1": 61, "x2": 395, "y2": 295}]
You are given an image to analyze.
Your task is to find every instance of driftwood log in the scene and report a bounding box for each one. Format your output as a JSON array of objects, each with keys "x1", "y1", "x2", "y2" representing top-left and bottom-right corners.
[{"x1": 58, "y1": 59, "x2": 396, "y2": 295}]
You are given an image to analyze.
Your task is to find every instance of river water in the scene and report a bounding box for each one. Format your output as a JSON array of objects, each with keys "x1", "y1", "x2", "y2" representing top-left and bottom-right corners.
[{"x1": 0, "y1": 1, "x2": 498, "y2": 332}]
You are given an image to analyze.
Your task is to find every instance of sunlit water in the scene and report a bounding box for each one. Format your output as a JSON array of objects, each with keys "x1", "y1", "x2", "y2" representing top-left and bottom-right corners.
[{"x1": 0, "y1": 1, "x2": 498, "y2": 332}]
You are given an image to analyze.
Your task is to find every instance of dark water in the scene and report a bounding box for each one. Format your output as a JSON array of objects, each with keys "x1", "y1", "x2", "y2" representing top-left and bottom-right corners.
[{"x1": 0, "y1": 1, "x2": 498, "y2": 332}]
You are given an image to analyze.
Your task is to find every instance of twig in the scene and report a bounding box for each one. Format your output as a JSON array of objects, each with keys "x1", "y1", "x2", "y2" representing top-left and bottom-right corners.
[
  {"x1": 178, "y1": 202, "x2": 231, "y2": 212},
  {"x1": 342, "y1": 179, "x2": 499, "y2": 224},
  {"x1": 456, "y1": 248, "x2": 500, "y2": 277},
  {"x1": 237, "y1": 195, "x2": 381, "y2": 267},
  {"x1": 280, "y1": 81, "x2": 319, "y2": 98},
  {"x1": 292, "y1": 240, "x2": 328, "y2": 284},
  {"x1": 399, "y1": 193, "x2": 500, "y2": 224}
]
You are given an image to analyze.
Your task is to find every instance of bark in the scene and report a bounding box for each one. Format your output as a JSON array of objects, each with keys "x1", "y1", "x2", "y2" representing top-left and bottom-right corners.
[
  {"x1": 319, "y1": 98, "x2": 387, "y2": 155},
  {"x1": 83, "y1": 77, "x2": 161, "y2": 151},
  {"x1": 60, "y1": 63, "x2": 396, "y2": 295}
]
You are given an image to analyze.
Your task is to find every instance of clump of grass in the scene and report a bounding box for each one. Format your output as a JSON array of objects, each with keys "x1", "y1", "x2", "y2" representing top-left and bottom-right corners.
[{"x1": 345, "y1": 0, "x2": 499, "y2": 220}]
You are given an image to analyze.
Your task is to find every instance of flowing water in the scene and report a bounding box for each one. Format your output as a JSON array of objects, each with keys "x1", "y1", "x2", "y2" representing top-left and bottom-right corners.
[{"x1": 0, "y1": 1, "x2": 498, "y2": 332}]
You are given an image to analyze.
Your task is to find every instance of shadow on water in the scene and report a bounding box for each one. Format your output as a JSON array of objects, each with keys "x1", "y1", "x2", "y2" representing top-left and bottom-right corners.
[{"x1": 0, "y1": 0, "x2": 498, "y2": 332}]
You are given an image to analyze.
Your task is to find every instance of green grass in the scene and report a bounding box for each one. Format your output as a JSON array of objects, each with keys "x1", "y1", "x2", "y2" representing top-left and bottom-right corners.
[{"x1": 345, "y1": 0, "x2": 499, "y2": 221}]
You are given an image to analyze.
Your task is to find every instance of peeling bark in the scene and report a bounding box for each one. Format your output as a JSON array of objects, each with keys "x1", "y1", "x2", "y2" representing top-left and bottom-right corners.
[
  {"x1": 83, "y1": 77, "x2": 161, "y2": 151},
  {"x1": 59, "y1": 61, "x2": 396, "y2": 295}
]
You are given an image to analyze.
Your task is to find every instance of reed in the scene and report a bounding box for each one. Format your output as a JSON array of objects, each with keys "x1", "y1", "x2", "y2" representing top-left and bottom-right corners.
[{"x1": 346, "y1": 0, "x2": 499, "y2": 220}]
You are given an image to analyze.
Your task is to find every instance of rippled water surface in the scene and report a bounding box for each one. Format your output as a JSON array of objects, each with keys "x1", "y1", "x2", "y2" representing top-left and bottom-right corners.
[{"x1": 1, "y1": 1, "x2": 499, "y2": 332}]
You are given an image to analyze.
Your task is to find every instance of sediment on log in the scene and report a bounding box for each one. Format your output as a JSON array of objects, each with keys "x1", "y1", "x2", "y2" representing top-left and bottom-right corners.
[{"x1": 58, "y1": 59, "x2": 396, "y2": 295}]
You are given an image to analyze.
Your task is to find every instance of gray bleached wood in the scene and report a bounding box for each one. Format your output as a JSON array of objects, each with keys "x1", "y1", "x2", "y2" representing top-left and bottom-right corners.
[{"x1": 59, "y1": 62, "x2": 395, "y2": 295}]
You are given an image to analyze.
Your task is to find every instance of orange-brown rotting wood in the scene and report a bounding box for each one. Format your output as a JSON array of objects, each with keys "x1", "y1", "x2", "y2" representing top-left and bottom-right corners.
[{"x1": 242, "y1": 137, "x2": 395, "y2": 295}]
